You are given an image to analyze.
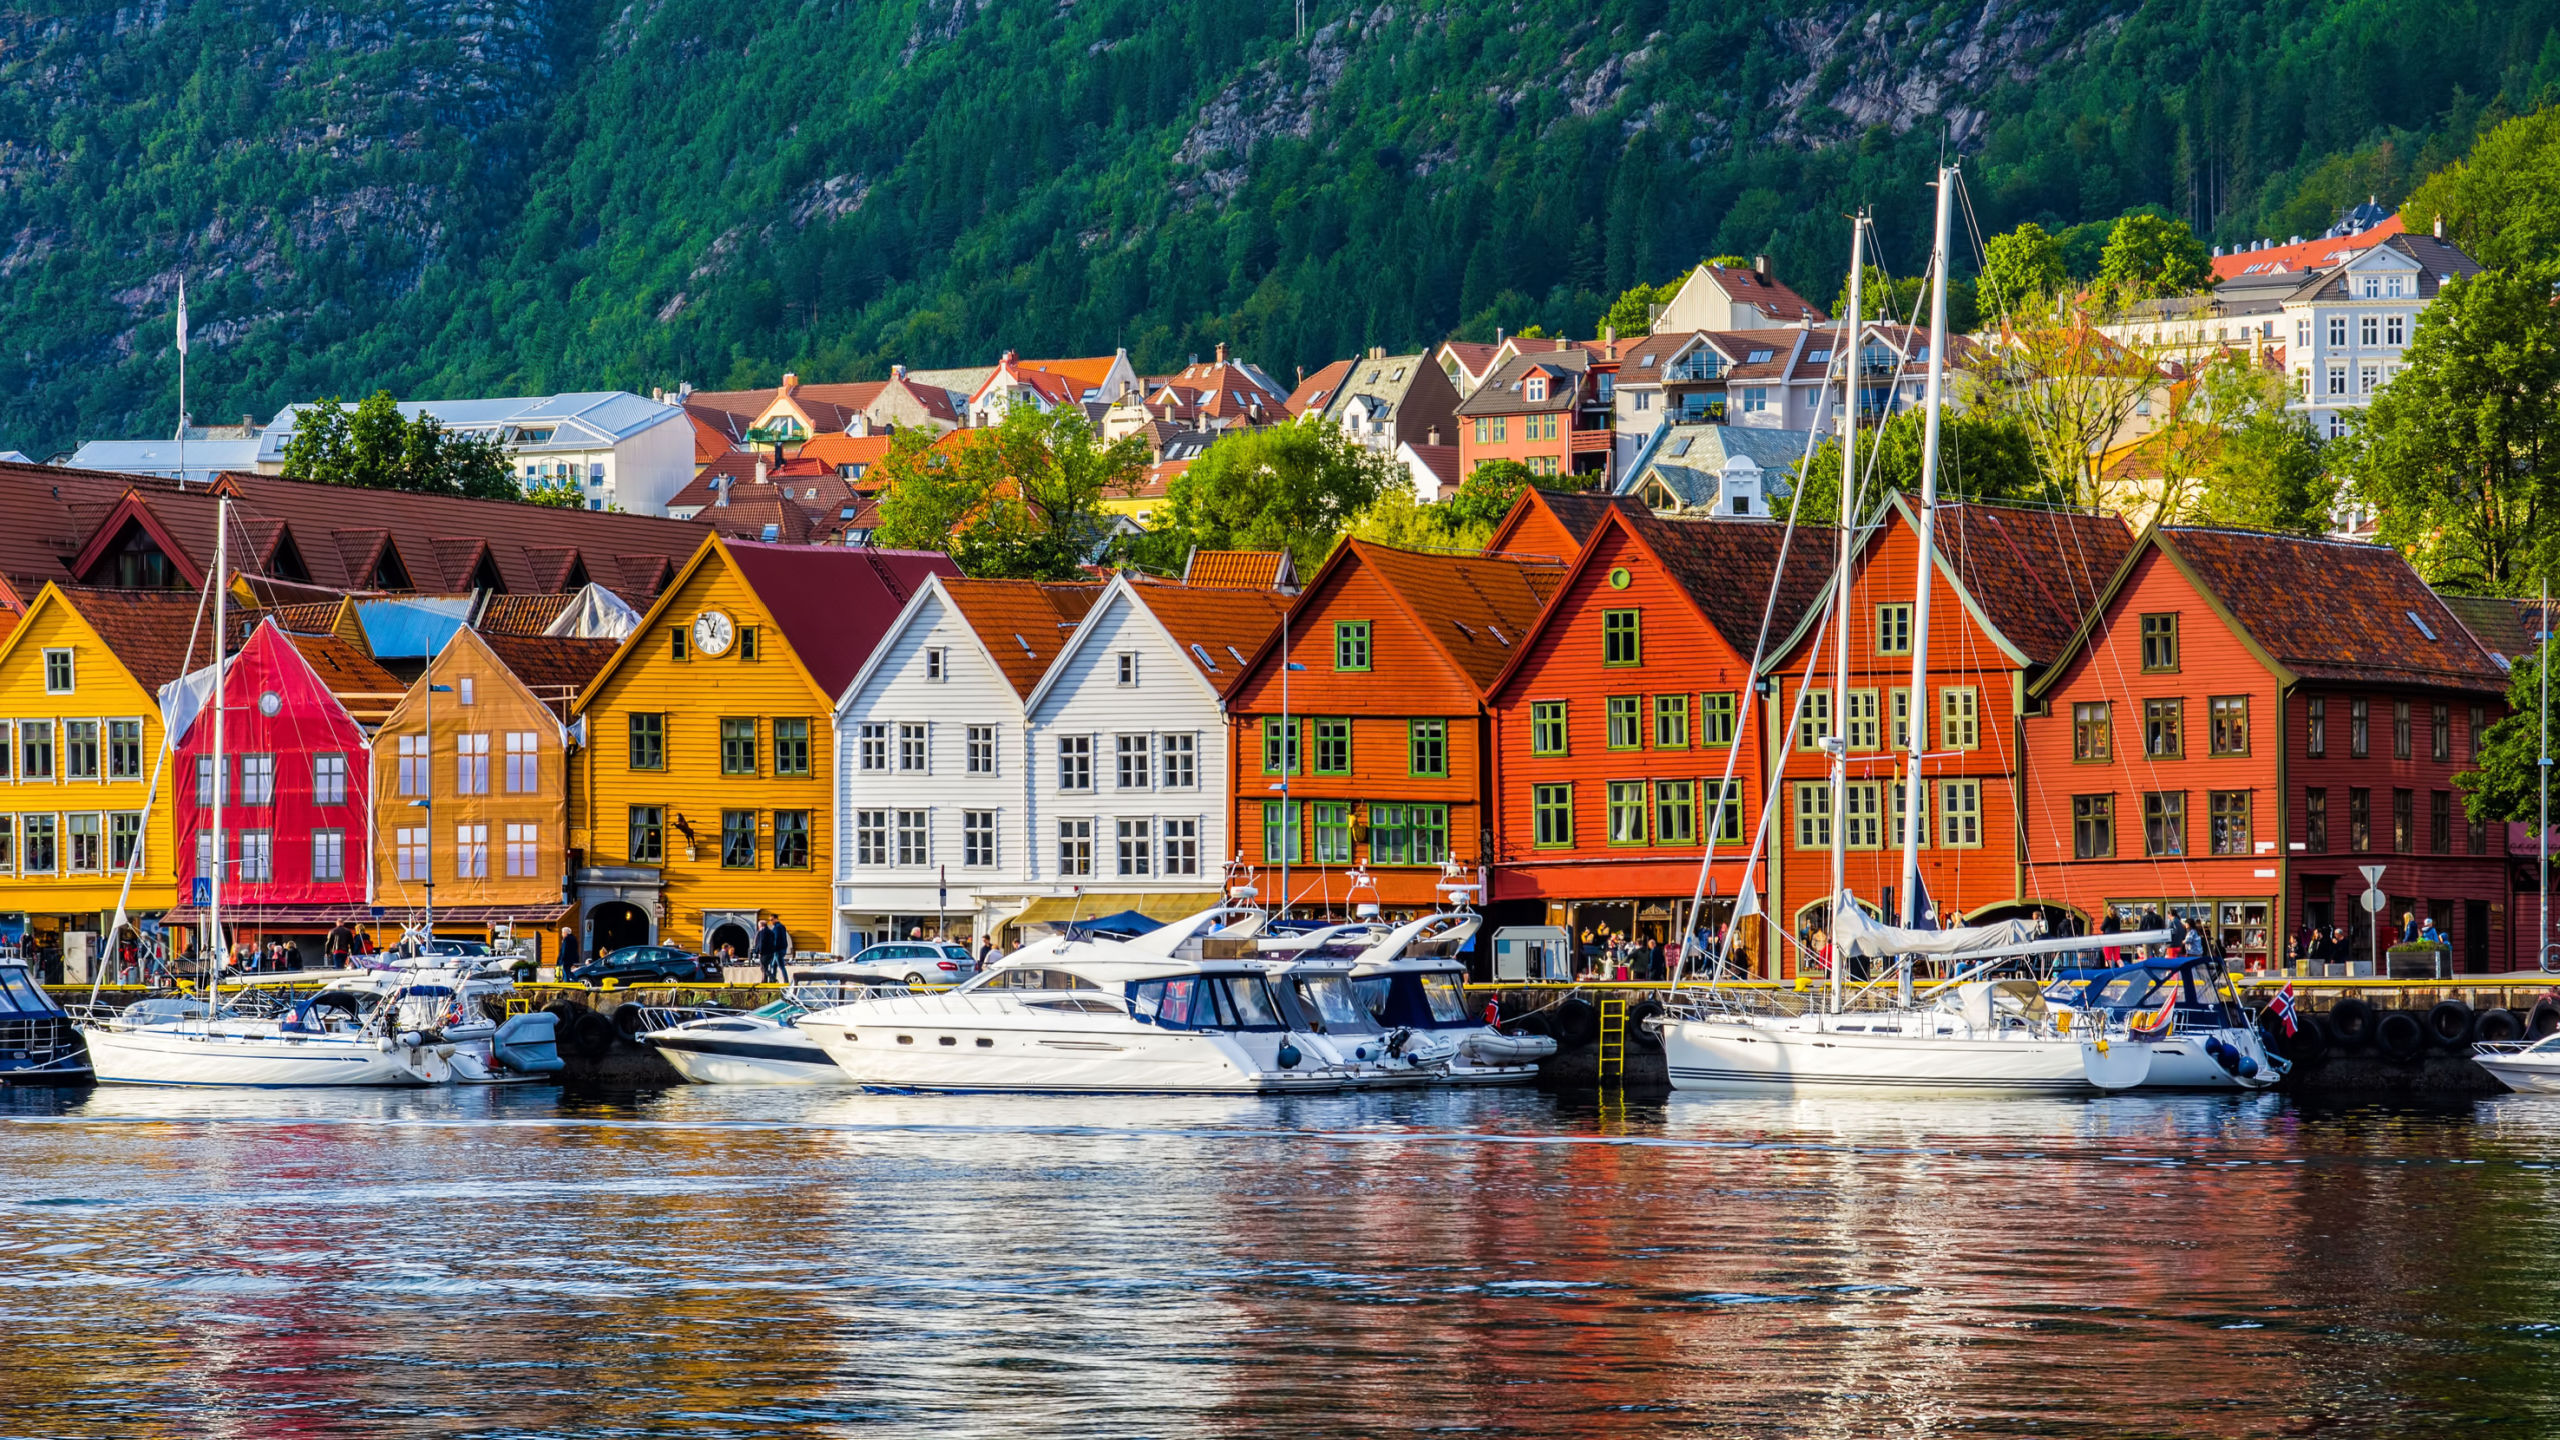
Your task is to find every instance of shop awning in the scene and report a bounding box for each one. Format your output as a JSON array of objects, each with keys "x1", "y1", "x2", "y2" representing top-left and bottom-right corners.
[
  {"x1": 1008, "y1": 892, "x2": 1222, "y2": 929},
  {"x1": 164, "y1": 904, "x2": 572, "y2": 926}
]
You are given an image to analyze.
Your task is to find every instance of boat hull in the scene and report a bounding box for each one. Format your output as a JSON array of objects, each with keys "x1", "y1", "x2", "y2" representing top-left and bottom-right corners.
[
  {"x1": 798, "y1": 1010, "x2": 1348, "y2": 1094},
  {"x1": 1662, "y1": 1016, "x2": 2101, "y2": 1094},
  {"x1": 2476, "y1": 1055, "x2": 2560, "y2": 1094},
  {"x1": 81, "y1": 1026, "x2": 454, "y2": 1087},
  {"x1": 645, "y1": 1031, "x2": 847, "y2": 1085}
]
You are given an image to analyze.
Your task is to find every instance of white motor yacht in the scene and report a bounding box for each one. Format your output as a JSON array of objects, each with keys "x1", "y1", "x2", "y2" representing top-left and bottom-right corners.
[
  {"x1": 2474, "y1": 1034, "x2": 2560, "y2": 1093},
  {"x1": 1341, "y1": 912, "x2": 1554, "y2": 1084},
  {"x1": 795, "y1": 907, "x2": 1360, "y2": 1094},
  {"x1": 638, "y1": 980, "x2": 876, "y2": 1085}
]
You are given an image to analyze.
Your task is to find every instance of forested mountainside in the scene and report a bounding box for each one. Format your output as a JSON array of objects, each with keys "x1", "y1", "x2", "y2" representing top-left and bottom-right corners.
[{"x1": 4, "y1": 0, "x2": 2557, "y2": 455}]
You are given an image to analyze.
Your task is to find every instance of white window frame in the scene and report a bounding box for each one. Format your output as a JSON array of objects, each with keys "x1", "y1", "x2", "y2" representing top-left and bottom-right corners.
[
  {"x1": 894, "y1": 809, "x2": 930, "y2": 867},
  {"x1": 966, "y1": 724, "x2": 998, "y2": 776},
  {"x1": 1159, "y1": 733, "x2": 1198, "y2": 790},
  {"x1": 41, "y1": 648, "x2": 74, "y2": 694},
  {"x1": 1057, "y1": 817, "x2": 1094, "y2": 878},
  {"x1": 858, "y1": 722, "x2": 889, "y2": 773},
  {"x1": 898, "y1": 721, "x2": 929, "y2": 774},
  {"x1": 106, "y1": 717, "x2": 145, "y2": 781},
  {"x1": 961, "y1": 810, "x2": 998, "y2": 868},
  {"x1": 65, "y1": 811, "x2": 102, "y2": 873},
  {"x1": 1116, "y1": 817, "x2": 1153, "y2": 877},
  {"x1": 1058, "y1": 734, "x2": 1093, "y2": 792},
  {"x1": 854, "y1": 809, "x2": 890, "y2": 866}
]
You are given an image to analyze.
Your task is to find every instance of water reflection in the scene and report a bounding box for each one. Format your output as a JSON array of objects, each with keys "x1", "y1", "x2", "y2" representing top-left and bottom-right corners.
[{"x1": 3, "y1": 1084, "x2": 2557, "y2": 1437}]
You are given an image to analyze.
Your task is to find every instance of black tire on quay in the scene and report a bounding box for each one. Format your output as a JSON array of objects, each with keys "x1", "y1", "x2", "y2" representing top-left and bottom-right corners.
[
  {"x1": 2529, "y1": 1000, "x2": 2560, "y2": 1040},
  {"x1": 1550, "y1": 997, "x2": 1600, "y2": 1049},
  {"x1": 1625, "y1": 999, "x2": 1666, "y2": 1051},
  {"x1": 563, "y1": 1007, "x2": 618, "y2": 1060},
  {"x1": 2375, "y1": 1009, "x2": 2427, "y2": 1061},
  {"x1": 2330, "y1": 998, "x2": 2377, "y2": 1046},
  {"x1": 2426, "y1": 1000, "x2": 2475, "y2": 1047},
  {"x1": 1507, "y1": 1011, "x2": 1554, "y2": 1038},
  {"x1": 611, "y1": 1003, "x2": 649, "y2": 1039},
  {"x1": 2473, "y1": 1007, "x2": 2524, "y2": 1045},
  {"x1": 2284, "y1": 1012, "x2": 2332, "y2": 1063}
]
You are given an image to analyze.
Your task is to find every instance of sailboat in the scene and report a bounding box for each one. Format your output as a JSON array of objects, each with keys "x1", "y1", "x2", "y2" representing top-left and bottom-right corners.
[
  {"x1": 1652, "y1": 168, "x2": 2161, "y2": 1095},
  {"x1": 77, "y1": 496, "x2": 551, "y2": 1086}
]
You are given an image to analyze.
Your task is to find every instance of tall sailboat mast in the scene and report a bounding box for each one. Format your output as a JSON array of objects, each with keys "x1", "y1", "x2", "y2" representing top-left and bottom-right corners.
[
  {"x1": 1828, "y1": 216, "x2": 1863, "y2": 1016},
  {"x1": 1896, "y1": 165, "x2": 1957, "y2": 1003},
  {"x1": 208, "y1": 496, "x2": 226, "y2": 1001}
]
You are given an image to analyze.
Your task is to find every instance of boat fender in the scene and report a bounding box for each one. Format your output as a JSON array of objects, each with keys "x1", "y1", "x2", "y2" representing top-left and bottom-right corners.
[
  {"x1": 2374, "y1": 1010, "x2": 2426, "y2": 1061},
  {"x1": 2530, "y1": 1000, "x2": 2560, "y2": 1040},
  {"x1": 1353, "y1": 1045, "x2": 1373, "y2": 1061},
  {"x1": 2235, "y1": 1055, "x2": 2259, "y2": 1079},
  {"x1": 2329, "y1": 999, "x2": 2376, "y2": 1046},
  {"x1": 2474, "y1": 1007, "x2": 2523, "y2": 1045},
  {"x1": 1277, "y1": 1042, "x2": 1302, "y2": 1070},
  {"x1": 2426, "y1": 1000, "x2": 2475, "y2": 1048}
]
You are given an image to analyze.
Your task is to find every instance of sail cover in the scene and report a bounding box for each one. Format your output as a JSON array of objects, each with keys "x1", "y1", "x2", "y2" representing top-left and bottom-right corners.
[{"x1": 1831, "y1": 896, "x2": 2176, "y2": 961}]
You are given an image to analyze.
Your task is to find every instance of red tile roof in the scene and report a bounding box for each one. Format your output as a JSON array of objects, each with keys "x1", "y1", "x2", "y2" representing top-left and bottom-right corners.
[
  {"x1": 474, "y1": 593, "x2": 578, "y2": 635},
  {"x1": 1333, "y1": 540, "x2": 1567, "y2": 693},
  {"x1": 1629, "y1": 509, "x2": 1836, "y2": 656},
  {"x1": 1697, "y1": 262, "x2": 1829, "y2": 326},
  {"x1": 797, "y1": 433, "x2": 898, "y2": 473},
  {"x1": 285, "y1": 630, "x2": 407, "y2": 723},
  {"x1": 1287, "y1": 359, "x2": 1355, "y2": 417},
  {"x1": 1128, "y1": 584, "x2": 1292, "y2": 696},
  {"x1": 1926, "y1": 501, "x2": 2137, "y2": 667},
  {"x1": 2211, "y1": 215, "x2": 2405, "y2": 280},
  {"x1": 720, "y1": 541, "x2": 963, "y2": 699},
  {"x1": 1404, "y1": 442, "x2": 1461, "y2": 497},
  {"x1": 939, "y1": 579, "x2": 1104, "y2": 697},
  {"x1": 480, "y1": 632, "x2": 622, "y2": 703},
  {"x1": 50, "y1": 586, "x2": 242, "y2": 692},
  {"x1": 1181, "y1": 551, "x2": 1293, "y2": 590},
  {"x1": 2161, "y1": 527, "x2": 2508, "y2": 691}
]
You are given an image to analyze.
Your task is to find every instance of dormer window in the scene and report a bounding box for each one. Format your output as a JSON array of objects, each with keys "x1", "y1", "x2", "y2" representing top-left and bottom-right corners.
[
  {"x1": 1525, "y1": 376, "x2": 1548, "y2": 403},
  {"x1": 2386, "y1": 275, "x2": 2405, "y2": 298}
]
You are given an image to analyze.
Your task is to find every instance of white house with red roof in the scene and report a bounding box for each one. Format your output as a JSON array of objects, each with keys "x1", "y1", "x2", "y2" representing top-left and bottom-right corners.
[{"x1": 964, "y1": 351, "x2": 1142, "y2": 429}]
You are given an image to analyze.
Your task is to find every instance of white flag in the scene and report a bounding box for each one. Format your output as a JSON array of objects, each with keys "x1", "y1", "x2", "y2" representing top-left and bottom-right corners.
[{"x1": 175, "y1": 277, "x2": 188, "y2": 356}]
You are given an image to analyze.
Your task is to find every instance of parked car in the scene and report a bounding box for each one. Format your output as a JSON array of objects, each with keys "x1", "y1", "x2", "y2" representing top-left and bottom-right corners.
[
  {"x1": 842, "y1": 941, "x2": 976, "y2": 987},
  {"x1": 568, "y1": 945, "x2": 717, "y2": 986}
]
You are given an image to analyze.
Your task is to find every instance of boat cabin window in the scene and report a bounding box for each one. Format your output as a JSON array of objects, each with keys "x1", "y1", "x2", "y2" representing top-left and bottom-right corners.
[
  {"x1": 981, "y1": 968, "x2": 1100, "y2": 992},
  {"x1": 1358, "y1": 971, "x2": 1479, "y2": 1028},
  {"x1": 1128, "y1": 974, "x2": 1287, "y2": 1031},
  {"x1": 0, "y1": 969, "x2": 59, "y2": 1014},
  {"x1": 1291, "y1": 976, "x2": 1377, "y2": 1034}
]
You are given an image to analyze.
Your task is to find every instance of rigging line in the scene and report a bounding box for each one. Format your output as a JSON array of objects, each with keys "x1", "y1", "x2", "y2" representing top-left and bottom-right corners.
[
  {"x1": 89, "y1": 563, "x2": 216, "y2": 1009},
  {"x1": 1715, "y1": 588, "x2": 1837, "y2": 980}
]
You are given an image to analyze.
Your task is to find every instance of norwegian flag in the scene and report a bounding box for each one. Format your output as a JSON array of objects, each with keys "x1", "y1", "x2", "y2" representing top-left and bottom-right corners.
[{"x1": 2265, "y1": 982, "x2": 2299, "y2": 1038}]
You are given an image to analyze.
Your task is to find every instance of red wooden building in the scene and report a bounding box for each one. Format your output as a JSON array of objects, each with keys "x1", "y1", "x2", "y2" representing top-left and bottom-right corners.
[
  {"x1": 171, "y1": 617, "x2": 402, "y2": 958},
  {"x1": 1762, "y1": 498, "x2": 2133, "y2": 960},
  {"x1": 1224, "y1": 539, "x2": 1563, "y2": 914},
  {"x1": 1485, "y1": 504, "x2": 1833, "y2": 969},
  {"x1": 2021, "y1": 527, "x2": 2516, "y2": 970}
]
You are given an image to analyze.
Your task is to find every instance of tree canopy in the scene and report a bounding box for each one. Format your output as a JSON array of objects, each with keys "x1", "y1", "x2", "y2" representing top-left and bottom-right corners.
[
  {"x1": 277, "y1": 391, "x2": 517, "y2": 499},
  {"x1": 2095, "y1": 213, "x2": 2214, "y2": 307},
  {"x1": 1787, "y1": 410, "x2": 2047, "y2": 523},
  {"x1": 1128, "y1": 420, "x2": 1402, "y2": 576},
  {"x1": 1978, "y1": 223, "x2": 2069, "y2": 322},
  {"x1": 2457, "y1": 631, "x2": 2558, "y2": 826},
  {"x1": 2400, "y1": 102, "x2": 2560, "y2": 270},
  {"x1": 870, "y1": 404, "x2": 1146, "y2": 579}
]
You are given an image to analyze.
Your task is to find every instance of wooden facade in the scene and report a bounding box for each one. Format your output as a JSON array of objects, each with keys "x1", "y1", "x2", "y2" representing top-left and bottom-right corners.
[
  {"x1": 369, "y1": 627, "x2": 575, "y2": 949},
  {"x1": 1226, "y1": 540, "x2": 1561, "y2": 913},
  {"x1": 1486, "y1": 506, "x2": 1830, "y2": 968},
  {"x1": 2023, "y1": 528, "x2": 2515, "y2": 970}
]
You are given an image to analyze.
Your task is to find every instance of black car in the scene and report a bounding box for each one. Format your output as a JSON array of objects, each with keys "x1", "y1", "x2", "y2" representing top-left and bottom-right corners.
[{"x1": 568, "y1": 945, "x2": 717, "y2": 986}]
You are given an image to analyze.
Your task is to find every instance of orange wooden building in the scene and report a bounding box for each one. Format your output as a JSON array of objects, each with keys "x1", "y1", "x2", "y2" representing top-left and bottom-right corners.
[
  {"x1": 1225, "y1": 539, "x2": 1563, "y2": 915},
  {"x1": 1485, "y1": 503, "x2": 1833, "y2": 967}
]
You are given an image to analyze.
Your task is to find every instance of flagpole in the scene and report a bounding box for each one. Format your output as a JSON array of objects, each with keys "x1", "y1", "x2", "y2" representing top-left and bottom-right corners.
[{"x1": 175, "y1": 277, "x2": 189, "y2": 487}]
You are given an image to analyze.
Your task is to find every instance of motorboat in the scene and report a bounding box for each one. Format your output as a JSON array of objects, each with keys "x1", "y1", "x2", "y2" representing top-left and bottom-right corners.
[
  {"x1": 2474, "y1": 1034, "x2": 2560, "y2": 1093},
  {"x1": 79, "y1": 961, "x2": 559, "y2": 1088},
  {"x1": 2042, "y1": 955, "x2": 2285, "y2": 1091},
  {"x1": 0, "y1": 955, "x2": 90, "y2": 1084},
  {"x1": 1653, "y1": 905, "x2": 2162, "y2": 1094},
  {"x1": 638, "y1": 981, "x2": 875, "y2": 1085},
  {"x1": 1341, "y1": 912, "x2": 1554, "y2": 1084},
  {"x1": 794, "y1": 907, "x2": 1362, "y2": 1094}
]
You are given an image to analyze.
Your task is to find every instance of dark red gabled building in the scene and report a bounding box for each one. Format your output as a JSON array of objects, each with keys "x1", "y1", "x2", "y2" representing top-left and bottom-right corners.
[
  {"x1": 1485, "y1": 506, "x2": 1833, "y2": 970},
  {"x1": 2022, "y1": 527, "x2": 2516, "y2": 971}
]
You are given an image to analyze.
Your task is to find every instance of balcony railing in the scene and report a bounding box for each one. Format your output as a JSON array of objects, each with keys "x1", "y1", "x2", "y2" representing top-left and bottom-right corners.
[
  {"x1": 1674, "y1": 400, "x2": 1728, "y2": 425},
  {"x1": 1664, "y1": 361, "x2": 1725, "y2": 382}
]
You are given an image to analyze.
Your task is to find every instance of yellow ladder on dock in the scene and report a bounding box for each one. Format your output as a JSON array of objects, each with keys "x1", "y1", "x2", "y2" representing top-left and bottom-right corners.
[{"x1": 1597, "y1": 993, "x2": 1627, "y2": 1081}]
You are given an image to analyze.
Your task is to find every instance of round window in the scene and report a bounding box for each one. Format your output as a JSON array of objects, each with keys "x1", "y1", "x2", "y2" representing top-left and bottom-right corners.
[
  {"x1": 257, "y1": 691, "x2": 282, "y2": 717},
  {"x1": 1608, "y1": 566, "x2": 1632, "y2": 590}
]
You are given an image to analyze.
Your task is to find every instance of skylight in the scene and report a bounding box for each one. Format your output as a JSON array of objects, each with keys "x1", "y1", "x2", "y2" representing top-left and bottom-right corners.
[
  {"x1": 1487, "y1": 625, "x2": 1511, "y2": 646},
  {"x1": 1669, "y1": 436, "x2": 1693, "y2": 457},
  {"x1": 1746, "y1": 350, "x2": 1774, "y2": 363},
  {"x1": 1806, "y1": 349, "x2": 1831, "y2": 363},
  {"x1": 1192, "y1": 642, "x2": 1219, "y2": 671},
  {"x1": 2406, "y1": 610, "x2": 2438, "y2": 641},
  {"x1": 1226, "y1": 645, "x2": 1249, "y2": 667}
]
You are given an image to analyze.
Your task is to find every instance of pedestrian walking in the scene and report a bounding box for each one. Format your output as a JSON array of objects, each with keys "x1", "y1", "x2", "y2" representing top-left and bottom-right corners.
[{"x1": 757, "y1": 917, "x2": 787, "y2": 983}]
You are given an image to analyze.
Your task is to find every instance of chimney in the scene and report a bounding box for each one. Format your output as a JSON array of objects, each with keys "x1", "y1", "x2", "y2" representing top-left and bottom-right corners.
[
  {"x1": 1002, "y1": 349, "x2": 1017, "y2": 365},
  {"x1": 1370, "y1": 345, "x2": 1385, "y2": 360},
  {"x1": 781, "y1": 372, "x2": 799, "y2": 392},
  {"x1": 652, "y1": 387, "x2": 665, "y2": 403},
  {"x1": 1215, "y1": 341, "x2": 1228, "y2": 365},
  {"x1": 1427, "y1": 427, "x2": 1440, "y2": 447},
  {"x1": 1753, "y1": 254, "x2": 1769, "y2": 276},
  {"x1": 892, "y1": 363, "x2": 907, "y2": 381},
  {"x1": 715, "y1": 476, "x2": 731, "y2": 507},
  {"x1": 755, "y1": 459, "x2": 768, "y2": 485},
  {"x1": 2434, "y1": 213, "x2": 2444, "y2": 239},
  {"x1": 1495, "y1": 327, "x2": 1505, "y2": 345}
]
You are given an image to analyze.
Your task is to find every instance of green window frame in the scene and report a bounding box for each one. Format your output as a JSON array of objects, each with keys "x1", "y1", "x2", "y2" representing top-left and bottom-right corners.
[
  {"x1": 1606, "y1": 696, "x2": 1643, "y2": 750},
  {"x1": 1939, "y1": 779, "x2": 1983, "y2": 848},
  {"x1": 1939, "y1": 687, "x2": 1979, "y2": 751},
  {"x1": 1261, "y1": 717, "x2": 1301, "y2": 775},
  {"x1": 1794, "y1": 781, "x2": 1831, "y2": 850},
  {"x1": 1842, "y1": 781, "x2": 1883, "y2": 849},
  {"x1": 1704, "y1": 780, "x2": 1745, "y2": 842},
  {"x1": 1407, "y1": 719, "x2": 1447, "y2": 778},
  {"x1": 1653, "y1": 694, "x2": 1690, "y2": 749},
  {"x1": 1312, "y1": 801, "x2": 1354, "y2": 864},
  {"x1": 1654, "y1": 780, "x2": 1695, "y2": 844},
  {"x1": 2209, "y1": 696, "x2": 2249, "y2": 756},
  {"x1": 1333, "y1": 621, "x2": 1372, "y2": 672},
  {"x1": 773, "y1": 810, "x2": 811, "y2": 869},
  {"x1": 1262, "y1": 800, "x2": 1302, "y2": 864},
  {"x1": 1602, "y1": 609, "x2": 1642, "y2": 666},
  {"x1": 773, "y1": 717, "x2": 812, "y2": 777},
  {"x1": 2139, "y1": 613, "x2": 2179, "y2": 672},
  {"x1": 1606, "y1": 781, "x2": 1648, "y2": 845},
  {"x1": 1532, "y1": 784, "x2": 1574, "y2": 849},
  {"x1": 1368, "y1": 802, "x2": 1452, "y2": 865},
  {"x1": 628, "y1": 713, "x2": 665, "y2": 771},
  {"x1": 1890, "y1": 781, "x2": 1929, "y2": 850},
  {"x1": 627, "y1": 805, "x2": 663, "y2": 864},
  {"x1": 1312, "y1": 718, "x2": 1353, "y2": 775},
  {"x1": 1845, "y1": 688, "x2": 1880, "y2": 751},
  {"x1": 719, "y1": 809, "x2": 757, "y2": 869},
  {"x1": 1797, "y1": 689, "x2": 1832, "y2": 751},
  {"x1": 1876, "y1": 603, "x2": 1913, "y2": 655},
  {"x1": 1530, "y1": 701, "x2": 1568, "y2": 756},
  {"x1": 720, "y1": 717, "x2": 758, "y2": 776},
  {"x1": 1700, "y1": 693, "x2": 1736, "y2": 746}
]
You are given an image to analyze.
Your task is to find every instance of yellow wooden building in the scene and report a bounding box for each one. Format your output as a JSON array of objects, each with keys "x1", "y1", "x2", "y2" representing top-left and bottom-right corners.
[
  {"x1": 570, "y1": 537, "x2": 956, "y2": 959},
  {"x1": 0, "y1": 585, "x2": 213, "y2": 971}
]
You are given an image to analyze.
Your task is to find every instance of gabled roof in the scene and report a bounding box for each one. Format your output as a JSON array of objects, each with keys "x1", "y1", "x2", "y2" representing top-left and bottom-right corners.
[
  {"x1": 797, "y1": 432, "x2": 898, "y2": 473},
  {"x1": 1620, "y1": 424, "x2": 1817, "y2": 511},
  {"x1": 285, "y1": 629, "x2": 407, "y2": 725},
  {"x1": 1689, "y1": 262, "x2": 1828, "y2": 326},
  {"x1": 1244, "y1": 540, "x2": 1565, "y2": 698},
  {"x1": 1453, "y1": 350, "x2": 1594, "y2": 418},
  {"x1": 938, "y1": 578, "x2": 1104, "y2": 698},
  {"x1": 38, "y1": 585, "x2": 243, "y2": 693},
  {"x1": 1130, "y1": 584, "x2": 1292, "y2": 696},
  {"x1": 1436, "y1": 341, "x2": 1503, "y2": 387},
  {"x1": 1181, "y1": 550, "x2": 1297, "y2": 590},
  {"x1": 2031, "y1": 527, "x2": 2511, "y2": 698},
  {"x1": 2211, "y1": 214, "x2": 2405, "y2": 280},
  {"x1": 2282, "y1": 231, "x2": 2480, "y2": 304},
  {"x1": 2435, "y1": 594, "x2": 2551, "y2": 670},
  {"x1": 1483, "y1": 486, "x2": 1649, "y2": 560},
  {"x1": 1287, "y1": 359, "x2": 1355, "y2": 417}
]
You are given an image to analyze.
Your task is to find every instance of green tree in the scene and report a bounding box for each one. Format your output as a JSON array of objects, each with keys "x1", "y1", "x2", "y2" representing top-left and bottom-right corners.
[
  {"x1": 1599, "y1": 279, "x2": 1681, "y2": 341},
  {"x1": 1979, "y1": 222, "x2": 2070, "y2": 322},
  {"x1": 2400, "y1": 104, "x2": 2560, "y2": 270},
  {"x1": 523, "y1": 481, "x2": 588, "y2": 508},
  {"x1": 2334, "y1": 264, "x2": 2560, "y2": 592},
  {"x1": 278, "y1": 390, "x2": 515, "y2": 498},
  {"x1": 2456, "y1": 633, "x2": 2557, "y2": 825},
  {"x1": 1788, "y1": 411, "x2": 2049, "y2": 522},
  {"x1": 871, "y1": 405, "x2": 1145, "y2": 579},
  {"x1": 1831, "y1": 267, "x2": 1979, "y2": 331},
  {"x1": 1135, "y1": 420, "x2": 1402, "y2": 576},
  {"x1": 1348, "y1": 458, "x2": 1570, "y2": 554},
  {"x1": 2095, "y1": 213, "x2": 2213, "y2": 307},
  {"x1": 2183, "y1": 360, "x2": 2335, "y2": 534}
]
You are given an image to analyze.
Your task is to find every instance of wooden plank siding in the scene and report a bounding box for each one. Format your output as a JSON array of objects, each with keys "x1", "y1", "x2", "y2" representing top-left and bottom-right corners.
[
  {"x1": 1766, "y1": 521, "x2": 2037, "y2": 954},
  {"x1": 1487, "y1": 520, "x2": 1772, "y2": 950},
  {"x1": 1225, "y1": 543, "x2": 1558, "y2": 913}
]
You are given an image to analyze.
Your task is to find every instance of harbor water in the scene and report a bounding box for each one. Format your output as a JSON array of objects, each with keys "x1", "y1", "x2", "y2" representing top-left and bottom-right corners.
[{"x1": 4, "y1": 1085, "x2": 2558, "y2": 1437}]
